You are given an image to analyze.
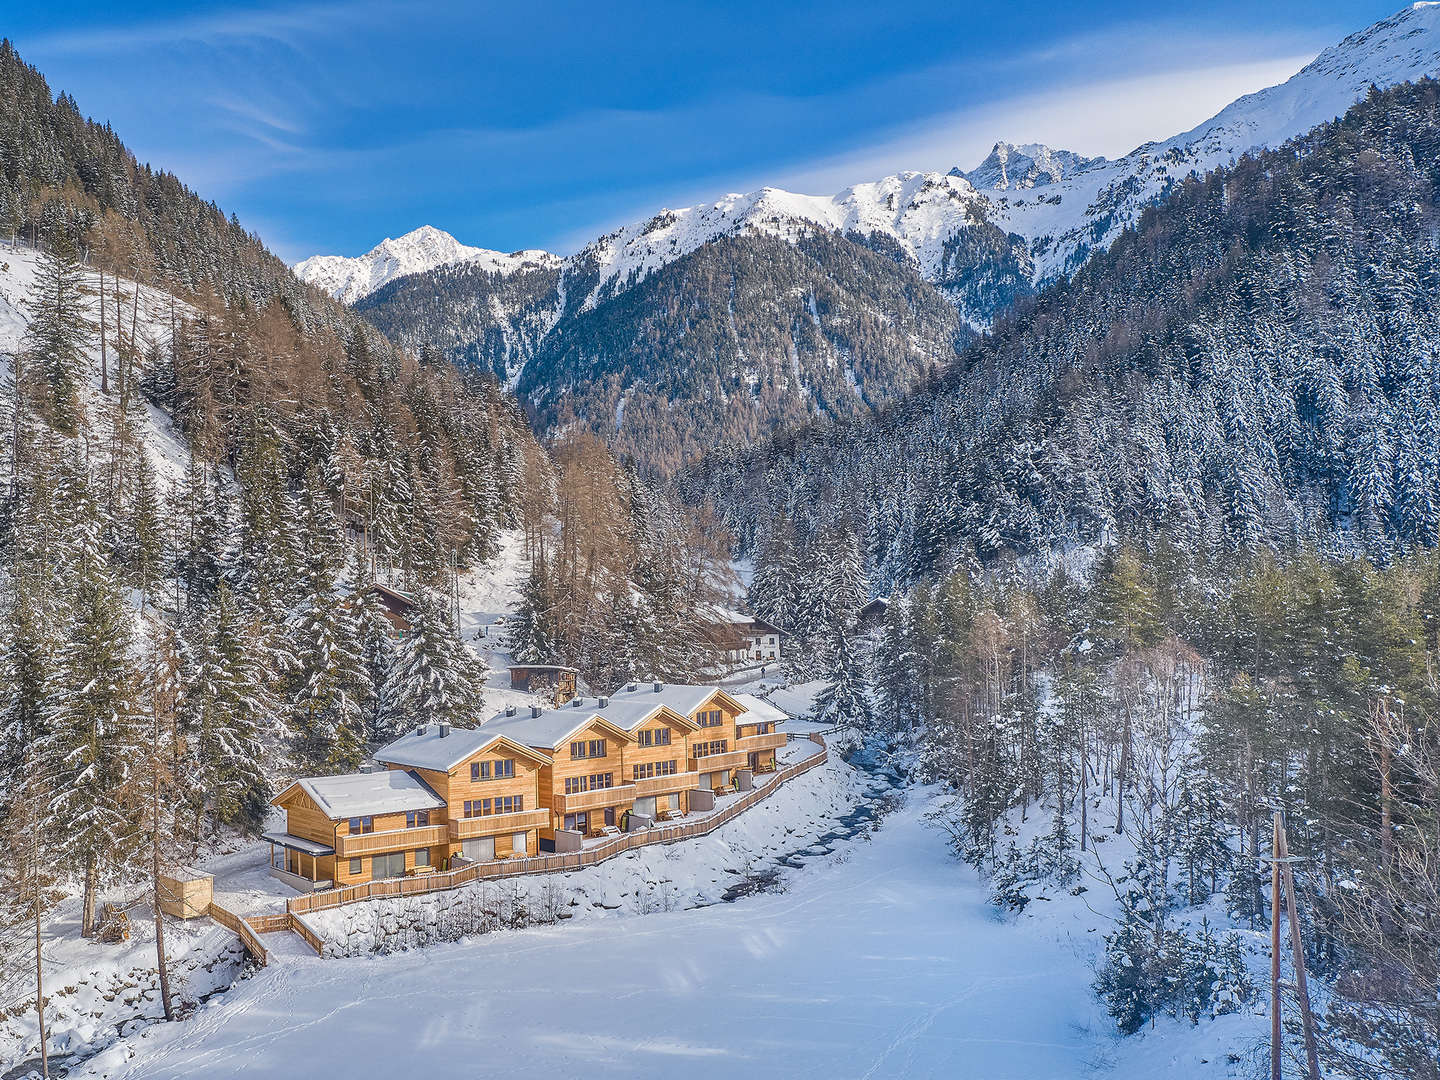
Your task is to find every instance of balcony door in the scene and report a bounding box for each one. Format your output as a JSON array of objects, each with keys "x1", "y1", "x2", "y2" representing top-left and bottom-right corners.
[
  {"x1": 463, "y1": 836, "x2": 495, "y2": 862},
  {"x1": 373, "y1": 851, "x2": 406, "y2": 879}
]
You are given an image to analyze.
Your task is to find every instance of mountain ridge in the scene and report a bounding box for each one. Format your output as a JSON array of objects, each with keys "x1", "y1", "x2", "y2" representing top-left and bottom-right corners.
[{"x1": 294, "y1": 224, "x2": 559, "y2": 305}]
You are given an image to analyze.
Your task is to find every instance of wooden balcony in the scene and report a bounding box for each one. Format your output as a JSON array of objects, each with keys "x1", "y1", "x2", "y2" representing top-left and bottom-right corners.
[
  {"x1": 335, "y1": 823, "x2": 447, "y2": 857},
  {"x1": 554, "y1": 783, "x2": 637, "y2": 814},
  {"x1": 448, "y1": 808, "x2": 550, "y2": 840},
  {"x1": 689, "y1": 749, "x2": 750, "y2": 772},
  {"x1": 632, "y1": 770, "x2": 699, "y2": 798},
  {"x1": 736, "y1": 731, "x2": 787, "y2": 754}
]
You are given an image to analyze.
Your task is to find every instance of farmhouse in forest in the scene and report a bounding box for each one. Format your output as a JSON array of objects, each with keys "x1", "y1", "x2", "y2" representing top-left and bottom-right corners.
[
  {"x1": 707, "y1": 612, "x2": 783, "y2": 669},
  {"x1": 370, "y1": 582, "x2": 419, "y2": 637},
  {"x1": 265, "y1": 684, "x2": 788, "y2": 885}
]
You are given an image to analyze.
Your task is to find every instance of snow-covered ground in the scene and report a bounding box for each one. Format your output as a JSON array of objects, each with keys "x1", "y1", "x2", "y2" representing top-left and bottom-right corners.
[
  {"x1": 68, "y1": 776, "x2": 1270, "y2": 1080},
  {"x1": 0, "y1": 903, "x2": 246, "y2": 1076}
]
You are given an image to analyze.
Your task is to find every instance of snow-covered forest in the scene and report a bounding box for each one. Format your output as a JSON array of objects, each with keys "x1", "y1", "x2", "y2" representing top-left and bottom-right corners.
[{"x1": 7, "y1": 7, "x2": 1440, "y2": 1079}]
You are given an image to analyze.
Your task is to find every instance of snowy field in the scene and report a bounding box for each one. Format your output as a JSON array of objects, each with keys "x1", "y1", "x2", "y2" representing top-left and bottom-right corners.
[{"x1": 69, "y1": 779, "x2": 1268, "y2": 1080}]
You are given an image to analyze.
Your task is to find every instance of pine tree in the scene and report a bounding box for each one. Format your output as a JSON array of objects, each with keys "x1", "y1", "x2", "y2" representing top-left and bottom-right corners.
[
  {"x1": 180, "y1": 581, "x2": 279, "y2": 831},
  {"x1": 37, "y1": 507, "x2": 142, "y2": 936},
  {"x1": 383, "y1": 589, "x2": 487, "y2": 731},
  {"x1": 811, "y1": 628, "x2": 871, "y2": 731},
  {"x1": 20, "y1": 228, "x2": 91, "y2": 435},
  {"x1": 288, "y1": 561, "x2": 372, "y2": 772}
]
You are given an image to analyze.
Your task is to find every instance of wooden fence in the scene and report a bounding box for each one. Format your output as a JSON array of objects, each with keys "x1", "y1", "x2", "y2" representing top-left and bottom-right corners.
[
  {"x1": 287, "y1": 734, "x2": 829, "y2": 920},
  {"x1": 206, "y1": 901, "x2": 270, "y2": 967}
]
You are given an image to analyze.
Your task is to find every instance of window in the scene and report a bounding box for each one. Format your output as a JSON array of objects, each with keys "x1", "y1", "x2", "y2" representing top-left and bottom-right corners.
[
  {"x1": 659, "y1": 759, "x2": 677, "y2": 776},
  {"x1": 470, "y1": 758, "x2": 515, "y2": 781},
  {"x1": 633, "y1": 762, "x2": 653, "y2": 781},
  {"x1": 495, "y1": 758, "x2": 514, "y2": 779},
  {"x1": 591, "y1": 772, "x2": 613, "y2": 790},
  {"x1": 694, "y1": 740, "x2": 728, "y2": 758},
  {"x1": 349, "y1": 857, "x2": 362, "y2": 875},
  {"x1": 697, "y1": 709, "x2": 723, "y2": 728},
  {"x1": 466, "y1": 796, "x2": 523, "y2": 816},
  {"x1": 564, "y1": 812, "x2": 589, "y2": 832},
  {"x1": 637, "y1": 727, "x2": 672, "y2": 747},
  {"x1": 406, "y1": 810, "x2": 430, "y2": 828},
  {"x1": 414, "y1": 848, "x2": 431, "y2": 867},
  {"x1": 472, "y1": 761, "x2": 487, "y2": 781},
  {"x1": 564, "y1": 775, "x2": 587, "y2": 794},
  {"x1": 349, "y1": 816, "x2": 374, "y2": 835}
]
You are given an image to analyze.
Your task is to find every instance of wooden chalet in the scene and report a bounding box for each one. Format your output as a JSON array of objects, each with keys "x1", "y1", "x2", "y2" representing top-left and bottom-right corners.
[
  {"x1": 268, "y1": 728, "x2": 551, "y2": 888},
  {"x1": 371, "y1": 583, "x2": 419, "y2": 637},
  {"x1": 266, "y1": 684, "x2": 789, "y2": 884},
  {"x1": 483, "y1": 683, "x2": 787, "y2": 849}
]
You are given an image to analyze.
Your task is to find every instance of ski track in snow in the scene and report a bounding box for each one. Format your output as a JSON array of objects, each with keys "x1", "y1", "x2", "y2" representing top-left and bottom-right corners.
[{"x1": 80, "y1": 799, "x2": 1122, "y2": 1080}]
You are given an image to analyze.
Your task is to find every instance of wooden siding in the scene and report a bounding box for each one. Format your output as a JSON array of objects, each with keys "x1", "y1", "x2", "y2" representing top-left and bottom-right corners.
[
  {"x1": 534, "y1": 720, "x2": 632, "y2": 835},
  {"x1": 335, "y1": 823, "x2": 447, "y2": 858},
  {"x1": 448, "y1": 807, "x2": 549, "y2": 839}
]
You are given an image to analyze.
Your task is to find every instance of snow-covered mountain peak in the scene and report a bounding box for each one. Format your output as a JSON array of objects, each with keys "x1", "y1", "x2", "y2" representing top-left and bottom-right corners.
[
  {"x1": 956, "y1": 142, "x2": 1100, "y2": 191},
  {"x1": 294, "y1": 225, "x2": 559, "y2": 304}
]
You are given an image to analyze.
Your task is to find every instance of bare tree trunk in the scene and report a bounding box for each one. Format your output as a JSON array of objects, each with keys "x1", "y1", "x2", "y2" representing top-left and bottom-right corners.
[
  {"x1": 98, "y1": 269, "x2": 108, "y2": 395},
  {"x1": 80, "y1": 857, "x2": 95, "y2": 939},
  {"x1": 32, "y1": 809, "x2": 48, "y2": 1080}
]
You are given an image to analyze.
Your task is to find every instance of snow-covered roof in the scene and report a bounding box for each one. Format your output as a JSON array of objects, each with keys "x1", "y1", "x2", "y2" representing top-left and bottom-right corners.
[
  {"x1": 375, "y1": 724, "x2": 552, "y2": 772},
  {"x1": 481, "y1": 699, "x2": 647, "y2": 749},
  {"x1": 261, "y1": 831, "x2": 334, "y2": 856},
  {"x1": 731, "y1": 693, "x2": 789, "y2": 727},
  {"x1": 609, "y1": 682, "x2": 728, "y2": 719},
  {"x1": 285, "y1": 770, "x2": 446, "y2": 820}
]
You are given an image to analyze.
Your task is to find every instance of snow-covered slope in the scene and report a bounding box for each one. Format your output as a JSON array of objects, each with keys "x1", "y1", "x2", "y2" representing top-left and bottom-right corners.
[
  {"x1": 0, "y1": 242, "x2": 194, "y2": 488},
  {"x1": 294, "y1": 225, "x2": 559, "y2": 304}
]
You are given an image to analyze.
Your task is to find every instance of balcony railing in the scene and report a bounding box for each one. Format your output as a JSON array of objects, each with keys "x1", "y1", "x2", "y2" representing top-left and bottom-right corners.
[
  {"x1": 632, "y1": 770, "x2": 699, "y2": 797},
  {"x1": 335, "y1": 823, "x2": 448, "y2": 857},
  {"x1": 448, "y1": 808, "x2": 550, "y2": 840},
  {"x1": 736, "y1": 732, "x2": 787, "y2": 753},
  {"x1": 554, "y1": 783, "x2": 637, "y2": 814},
  {"x1": 689, "y1": 749, "x2": 751, "y2": 772}
]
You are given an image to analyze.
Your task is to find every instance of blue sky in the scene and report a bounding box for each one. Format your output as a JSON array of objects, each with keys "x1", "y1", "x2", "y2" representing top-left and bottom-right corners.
[{"x1": 7, "y1": 1, "x2": 1401, "y2": 262}]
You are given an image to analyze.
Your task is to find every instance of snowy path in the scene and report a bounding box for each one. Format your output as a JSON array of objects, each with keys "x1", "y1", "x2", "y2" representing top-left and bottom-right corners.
[{"x1": 83, "y1": 800, "x2": 1111, "y2": 1080}]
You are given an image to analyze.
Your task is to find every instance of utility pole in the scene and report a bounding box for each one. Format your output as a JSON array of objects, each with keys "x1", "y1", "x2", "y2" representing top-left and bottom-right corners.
[{"x1": 1267, "y1": 811, "x2": 1321, "y2": 1080}]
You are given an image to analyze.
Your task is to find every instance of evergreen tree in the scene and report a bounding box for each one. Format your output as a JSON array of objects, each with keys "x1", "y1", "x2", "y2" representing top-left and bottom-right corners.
[
  {"x1": 811, "y1": 628, "x2": 871, "y2": 731},
  {"x1": 20, "y1": 228, "x2": 90, "y2": 434},
  {"x1": 383, "y1": 589, "x2": 487, "y2": 731}
]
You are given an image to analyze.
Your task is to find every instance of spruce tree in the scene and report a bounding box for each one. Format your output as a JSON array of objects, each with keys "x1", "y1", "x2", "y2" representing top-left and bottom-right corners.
[{"x1": 383, "y1": 588, "x2": 487, "y2": 731}]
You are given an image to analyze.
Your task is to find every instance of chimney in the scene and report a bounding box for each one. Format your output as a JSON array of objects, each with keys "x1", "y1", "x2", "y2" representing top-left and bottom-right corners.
[
  {"x1": 627, "y1": 682, "x2": 637, "y2": 692},
  {"x1": 414, "y1": 725, "x2": 425, "y2": 736},
  {"x1": 505, "y1": 704, "x2": 516, "y2": 717},
  {"x1": 653, "y1": 681, "x2": 663, "y2": 693},
  {"x1": 439, "y1": 723, "x2": 450, "y2": 738},
  {"x1": 531, "y1": 705, "x2": 542, "y2": 718},
  {"x1": 572, "y1": 696, "x2": 583, "y2": 708},
  {"x1": 599, "y1": 696, "x2": 609, "y2": 708},
  {"x1": 357, "y1": 762, "x2": 374, "y2": 774}
]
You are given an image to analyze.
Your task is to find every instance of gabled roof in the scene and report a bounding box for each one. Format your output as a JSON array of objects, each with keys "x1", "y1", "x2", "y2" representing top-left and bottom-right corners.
[
  {"x1": 731, "y1": 693, "x2": 789, "y2": 726},
  {"x1": 375, "y1": 725, "x2": 553, "y2": 772},
  {"x1": 481, "y1": 701, "x2": 641, "y2": 750},
  {"x1": 272, "y1": 769, "x2": 445, "y2": 820},
  {"x1": 609, "y1": 682, "x2": 745, "y2": 719}
]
